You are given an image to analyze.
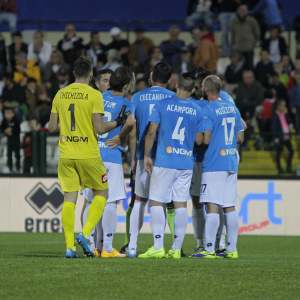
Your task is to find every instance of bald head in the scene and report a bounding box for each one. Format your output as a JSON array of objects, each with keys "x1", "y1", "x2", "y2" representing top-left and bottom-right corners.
[{"x1": 202, "y1": 75, "x2": 222, "y2": 100}]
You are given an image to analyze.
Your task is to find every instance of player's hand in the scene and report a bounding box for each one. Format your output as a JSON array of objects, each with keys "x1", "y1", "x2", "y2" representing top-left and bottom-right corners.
[
  {"x1": 144, "y1": 156, "x2": 153, "y2": 175},
  {"x1": 115, "y1": 105, "x2": 131, "y2": 127},
  {"x1": 105, "y1": 135, "x2": 121, "y2": 149},
  {"x1": 131, "y1": 157, "x2": 137, "y2": 175}
]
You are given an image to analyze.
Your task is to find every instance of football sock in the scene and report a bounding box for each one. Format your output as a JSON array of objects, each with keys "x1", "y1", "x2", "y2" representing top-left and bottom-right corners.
[
  {"x1": 192, "y1": 207, "x2": 205, "y2": 247},
  {"x1": 82, "y1": 195, "x2": 106, "y2": 237},
  {"x1": 150, "y1": 206, "x2": 165, "y2": 250},
  {"x1": 216, "y1": 207, "x2": 225, "y2": 250},
  {"x1": 82, "y1": 202, "x2": 90, "y2": 227},
  {"x1": 102, "y1": 203, "x2": 118, "y2": 253},
  {"x1": 90, "y1": 228, "x2": 95, "y2": 251},
  {"x1": 205, "y1": 213, "x2": 220, "y2": 253},
  {"x1": 128, "y1": 200, "x2": 146, "y2": 250},
  {"x1": 172, "y1": 207, "x2": 188, "y2": 251},
  {"x1": 62, "y1": 201, "x2": 76, "y2": 250},
  {"x1": 167, "y1": 208, "x2": 175, "y2": 242},
  {"x1": 225, "y1": 210, "x2": 239, "y2": 252},
  {"x1": 125, "y1": 205, "x2": 133, "y2": 245},
  {"x1": 95, "y1": 217, "x2": 103, "y2": 250}
]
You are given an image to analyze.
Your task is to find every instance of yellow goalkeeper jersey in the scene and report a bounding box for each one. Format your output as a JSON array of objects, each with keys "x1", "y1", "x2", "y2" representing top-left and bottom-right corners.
[{"x1": 51, "y1": 83, "x2": 104, "y2": 159}]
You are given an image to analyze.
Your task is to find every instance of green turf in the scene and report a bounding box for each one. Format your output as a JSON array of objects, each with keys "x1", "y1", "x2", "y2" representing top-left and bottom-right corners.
[{"x1": 0, "y1": 233, "x2": 299, "y2": 300}]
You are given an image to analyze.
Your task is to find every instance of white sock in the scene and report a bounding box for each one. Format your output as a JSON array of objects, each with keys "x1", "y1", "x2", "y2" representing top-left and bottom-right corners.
[
  {"x1": 216, "y1": 207, "x2": 224, "y2": 250},
  {"x1": 128, "y1": 200, "x2": 146, "y2": 250},
  {"x1": 102, "y1": 203, "x2": 118, "y2": 253},
  {"x1": 95, "y1": 217, "x2": 103, "y2": 250},
  {"x1": 225, "y1": 210, "x2": 239, "y2": 253},
  {"x1": 150, "y1": 206, "x2": 165, "y2": 250},
  {"x1": 82, "y1": 202, "x2": 90, "y2": 228},
  {"x1": 192, "y1": 208, "x2": 205, "y2": 247},
  {"x1": 205, "y1": 213, "x2": 220, "y2": 253},
  {"x1": 172, "y1": 207, "x2": 188, "y2": 251}
]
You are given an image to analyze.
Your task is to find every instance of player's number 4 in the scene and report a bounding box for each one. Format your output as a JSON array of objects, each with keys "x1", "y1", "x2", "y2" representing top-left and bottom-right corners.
[
  {"x1": 222, "y1": 117, "x2": 235, "y2": 145},
  {"x1": 172, "y1": 117, "x2": 185, "y2": 145}
]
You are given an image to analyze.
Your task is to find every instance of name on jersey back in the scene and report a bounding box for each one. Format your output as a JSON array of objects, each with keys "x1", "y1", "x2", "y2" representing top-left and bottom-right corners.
[
  {"x1": 60, "y1": 92, "x2": 88, "y2": 100},
  {"x1": 140, "y1": 94, "x2": 172, "y2": 101},
  {"x1": 104, "y1": 99, "x2": 116, "y2": 109},
  {"x1": 215, "y1": 106, "x2": 236, "y2": 116},
  {"x1": 167, "y1": 104, "x2": 196, "y2": 116}
]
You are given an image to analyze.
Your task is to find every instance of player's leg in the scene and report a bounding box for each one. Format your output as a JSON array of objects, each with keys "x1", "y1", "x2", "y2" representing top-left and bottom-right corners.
[
  {"x1": 58, "y1": 158, "x2": 81, "y2": 258},
  {"x1": 166, "y1": 201, "x2": 175, "y2": 242},
  {"x1": 139, "y1": 167, "x2": 174, "y2": 259},
  {"x1": 166, "y1": 169, "x2": 192, "y2": 259},
  {"x1": 216, "y1": 206, "x2": 226, "y2": 252},
  {"x1": 128, "y1": 160, "x2": 150, "y2": 256}
]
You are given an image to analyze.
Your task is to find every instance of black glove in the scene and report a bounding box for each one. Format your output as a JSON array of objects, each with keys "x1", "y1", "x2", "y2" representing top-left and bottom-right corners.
[{"x1": 115, "y1": 105, "x2": 131, "y2": 127}]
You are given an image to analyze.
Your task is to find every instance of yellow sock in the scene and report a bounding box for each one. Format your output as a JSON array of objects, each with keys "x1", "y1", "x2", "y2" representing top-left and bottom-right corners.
[
  {"x1": 82, "y1": 195, "x2": 106, "y2": 237},
  {"x1": 62, "y1": 201, "x2": 76, "y2": 250}
]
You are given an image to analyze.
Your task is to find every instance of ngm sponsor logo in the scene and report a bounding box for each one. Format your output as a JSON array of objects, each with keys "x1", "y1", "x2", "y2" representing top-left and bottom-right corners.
[
  {"x1": 61, "y1": 135, "x2": 89, "y2": 143},
  {"x1": 220, "y1": 148, "x2": 237, "y2": 156},
  {"x1": 166, "y1": 146, "x2": 192, "y2": 156}
]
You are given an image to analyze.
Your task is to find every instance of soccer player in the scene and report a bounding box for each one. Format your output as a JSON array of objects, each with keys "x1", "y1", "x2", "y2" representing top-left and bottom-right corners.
[
  {"x1": 81, "y1": 67, "x2": 135, "y2": 258},
  {"x1": 139, "y1": 72, "x2": 204, "y2": 259},
  {"x1": 195, "y1": 75, "x2": 244, "y2": 259},
  {"x1": 48, "y1": 56, "x2": 130, "y2": 258}
]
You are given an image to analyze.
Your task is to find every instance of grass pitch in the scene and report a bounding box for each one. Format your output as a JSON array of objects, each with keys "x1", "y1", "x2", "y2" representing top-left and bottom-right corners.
[{"x1": 0, "y1": 233, "x2": 299, "y2": 300}]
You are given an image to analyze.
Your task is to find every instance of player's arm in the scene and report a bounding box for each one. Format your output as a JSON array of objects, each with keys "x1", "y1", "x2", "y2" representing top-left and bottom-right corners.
[
  {"x1": 203, "y1": 130, "x2": 212, "y2": 145},
  {"x1": 237, "y1": 131, "x2": 244, "y2": 144},
  {"x1": 144, "y1": 122, "x2": 159, "y2": 175},
  {"x1": 129, "y1": 121, "x2": 137, "y2": 174},
  {"x1": 241, "y1": 118, "x2": 247, "y2": 130},
  {"x1": 195, "y1": 132, "x2": 203, "y2": 146},
  {"x1": 48, "y1": 113, "x2": 59, "y2": 133}
]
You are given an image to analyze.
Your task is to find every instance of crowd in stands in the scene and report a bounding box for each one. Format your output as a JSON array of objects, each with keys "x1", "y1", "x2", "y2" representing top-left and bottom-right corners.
[{"x1": 0, "y1": 0, "x2": 300, "y2": 174}]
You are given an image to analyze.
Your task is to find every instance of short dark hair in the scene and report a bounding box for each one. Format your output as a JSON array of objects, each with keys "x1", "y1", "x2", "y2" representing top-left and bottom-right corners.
[
  {"x1": 148, "y1": 46, "x2": 160, "y2": 57},
  {"x1": 191, "y1": 66, "x2": 207, "y2": 76},
  {"x1": 178, "y1": 72, "x2": 196, "y2": 92},
  {"x1": 203, "y1": 75, "x2": 222, "y2": 94},
  {"x1": 96, "y1": 69, "x2": 113, "y2": 82},
  {"x1": 4, "y1": 107, "x2": 14, "y2": 114},
  {"x1": 271, "y1": 25, "x2": 281, "y2": 34},
  {"x1": 197, "y1": 70, "x2": 213, "y2": 84},
  {"x1": 35, "y1": 31, "x2": 43, "y2": 38},
  {"x1": 3, "y1": 73, "x2": 14, "y2": 82},
  {"x1": 135, "y1": 26, "x2": 144, "y2": 33},
  {"x1": 109, "y1": 67, "x2": 133, "y2": 92},
  {"x1": 90, "y1": 31, "x2": 98, "y2": 38},
  {"x1": 152, "y1": 62, "x2": 172, "y2": 84},
  {"x1": 27, "y1": 77, "x2": 37, "y2": 84},
  {"x1": 13, "y1": 31, "x2": 22, "y2": 38},
  {"x1": 73, "y1": 56, "x2": 93, "y2": 79}
]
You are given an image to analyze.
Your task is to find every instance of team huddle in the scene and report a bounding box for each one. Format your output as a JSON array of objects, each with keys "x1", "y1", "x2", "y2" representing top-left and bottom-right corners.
[{"x1": 49, "y1": 55, "x2": 245, "y2": 259}]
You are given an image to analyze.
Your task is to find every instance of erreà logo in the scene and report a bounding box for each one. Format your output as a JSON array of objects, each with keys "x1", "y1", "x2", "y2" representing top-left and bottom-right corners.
[{"x1": 25, "y1": 183, "x2": 64, "y2": 214}]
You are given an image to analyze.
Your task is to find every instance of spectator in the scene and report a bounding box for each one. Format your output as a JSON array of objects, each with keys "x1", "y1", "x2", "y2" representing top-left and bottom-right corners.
[
  {"x1": 22, "y1": 118, "x2": 37, "y2": 174},
  {"x1": 27, "y1": 31, "x2": 52, "y2": 72},
  {"x1": 271, "y1": 99, "x2": 294, "y2": 174},
  {"x1": 1, "y1": 73, "x2": 25, "y2": 121},
  {"x1": 56, "y1": 67, "x2": 70, "y2": 89},
  {"x1": 106, "y1": 27, "x2": 129, "y2": 66},
  {"x1": 289, "y1": 73, "x2": 300, "y2": 136},
  {"x1": 0, "y1": 100, "x2": 3, "y2": 126},
  {"x1": 1, "y1": 107, "x2": 20, "y2": 173},
  {"x1": 269, "y1": 71, "x2": 288, "y2": 101},
  {"x1": 8, "y1": 31, "x2": 28, "y2": 72},
  {"x1": 294, "y1": 15, "x2": 300, "y2": 59},
  {"x1": 287, "y1": 59, "x2": 300, "y2": 93},
  {"x1": 272, "y1": 62, "x2": 289, "y2": 87},
  {"x1": 249, "y1": 0, "x2": 283, "y2": 32},
  {"x1": 168, "y1": 73, "x2": 179, "y2": 92},
  {"x1": 99, "y1": 49, "x2": 120, "y2": 72},
  {"x1": 236, "y1": 70, "x2": 264, "y2": 123},
  {"x1": 254, "y1": 50, "x2": 274, "y2": 88},
  {"x1": 128, "y1": 27, "x2": 154, "y2": 74},
  {"x1": 43, "y1": 50, "x2": 69, "y2": 87},
  {"x1": 143, "y1": 46, "x2": 162, "y2": 80},
  {"x1": 232, "y1": 5, "x2": 260, "y2": 69},
  {"x1": 84, "y1": 31, "x2": 106, "y2": 72},
  {"x1": 186, "y1": 0, "x2": 215, "y2": 31},
  {"x1": 262, "y1": 26, "x2": 287, "y2": 64},
  {"x1": 160, "y1": 25, "x2": 185, "y2": 66},
  {"x1": 193, "y1": 25, "x2": 220, "y2": 71},
  {"x1": 172, "y1": 46, "x2": 194, "y2": 74},
  {"x1": 0, "y1": 0, "x2": 17, "y2": 37},
  {"x1": 216, "y1": 0, "x2": 240, "y2": 56},
  {"x1": 14, "y1": 51, "x2": 41, "y2": 86},
  {"x1": 0, "y1": 33, "x2": 7, "y2": 78},
  {"x1": 36, "y1": 85, "x2": 52, "y2": 127},
  {"x1": 281, "y1": 55, "x2": 294, "y2": 75},
  {"x1": 25, "y1": 78, "x2": 39, "y2": 121},
  {"x1": 136, "y1": 78, "x2": 147, "y2": 93},
  {"x1": 261, "y1": 88, "x2": 276, "y2": 139},
  {"x1": 225, "y1": 51, "x2": 246, "y2": 84},
  {"x1": 220, "y1": 74, "x2": 234, "y2": 96},
  {"x1": 188, "y1": 27, "x2": 202, "y2": 56},
  {"x1": 57, "y1": 24, "x2": 84, "y2": 65}
]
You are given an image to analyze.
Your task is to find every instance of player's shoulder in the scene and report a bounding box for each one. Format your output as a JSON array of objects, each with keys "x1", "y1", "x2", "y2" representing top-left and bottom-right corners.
[
  {"x1": 219, "y1": 91, "x2": 235, "y2": 106},
  {"x1": 102, "y1": 90, "x2": 111, "y2": 98}
]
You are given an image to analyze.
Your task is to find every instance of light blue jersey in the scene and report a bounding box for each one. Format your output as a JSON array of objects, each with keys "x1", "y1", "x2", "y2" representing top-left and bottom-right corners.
[
  {"x1": 220, "y1": 90, "x2": 235, "y2": 106},
  {"x1": 202, "y1": 100, "x2": 244, "y2": 173},
  {"x1": 149, "y1": 96, "x2": 204, "y2": 170},
  {"x1": 131, "y1": 86, "x2": 175, "y2": 160},
  {"x1": 98, "y1": 91, "x2": 135, "y2": 164}
]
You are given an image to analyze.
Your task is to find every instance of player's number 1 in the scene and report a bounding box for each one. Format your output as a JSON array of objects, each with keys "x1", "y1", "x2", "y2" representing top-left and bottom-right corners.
[
  {"x1": 222, "y1": 117, "x2": 235, "y2": 145},
  {"x1": 68, "y1": 104, "x2": 75, "y2": 131},
  {"x1": 172, "y1": 117, "x2": 185, "y2": 145}
]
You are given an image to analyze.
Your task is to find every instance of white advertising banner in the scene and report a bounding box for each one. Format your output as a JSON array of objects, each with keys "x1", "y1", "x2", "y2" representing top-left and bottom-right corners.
[{"x1": 0, "y1": 178, "x2": 299, "y2": 235}]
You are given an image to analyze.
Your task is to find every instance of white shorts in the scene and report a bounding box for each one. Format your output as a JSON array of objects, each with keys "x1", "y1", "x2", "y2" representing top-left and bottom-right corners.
[
  {"x1": 135, "y1": 159, "x2": 154, "y2": 199},
  {"x1": 200, "y1": 171, "x2": 237, "y2": 208},
  {"x1": 190, "y1": 162, "x2": 203, "y2": 197},
  {"x1": 149, "y1": 167, "x2": 193, "y2": 203},
  {"x1": 81, "y1": 162, "x2": 126, "y2": 203}
]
